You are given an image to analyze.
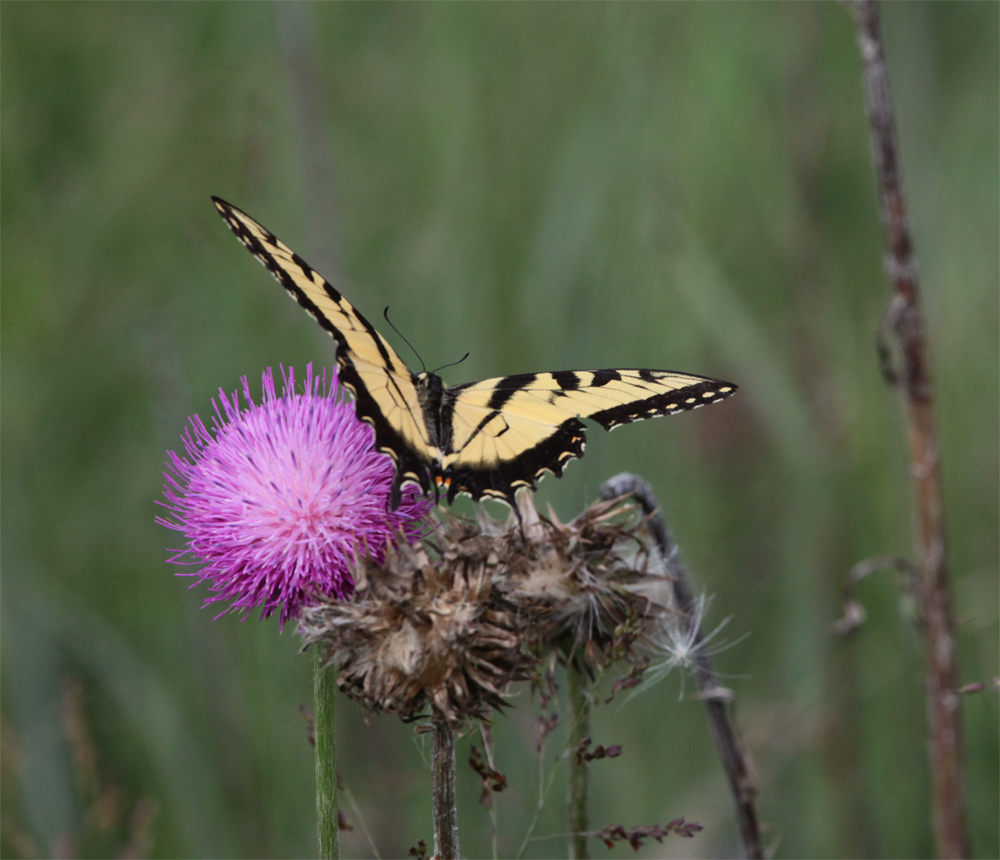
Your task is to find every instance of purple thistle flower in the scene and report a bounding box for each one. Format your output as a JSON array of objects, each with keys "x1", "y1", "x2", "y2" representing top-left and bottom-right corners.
[{"x1": 158, "y1": 364, "x2": 431, "y2": 626}]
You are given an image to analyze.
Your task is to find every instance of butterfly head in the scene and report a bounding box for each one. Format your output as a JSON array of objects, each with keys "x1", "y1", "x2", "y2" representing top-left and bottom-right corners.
[{"x1": 414, "y1": 371, "x2": 445, "y2": 402}]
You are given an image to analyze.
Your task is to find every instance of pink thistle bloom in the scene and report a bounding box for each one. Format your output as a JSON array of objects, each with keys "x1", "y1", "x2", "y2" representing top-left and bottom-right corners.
[{"x1": 158, "y1": 364, "x2": 431, "y2": 626}]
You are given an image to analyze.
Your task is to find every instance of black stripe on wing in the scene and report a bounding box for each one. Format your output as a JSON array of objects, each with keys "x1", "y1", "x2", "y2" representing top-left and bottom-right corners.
[{"x1": 213, "y1": 198, "x2": 350, "y2": 342}]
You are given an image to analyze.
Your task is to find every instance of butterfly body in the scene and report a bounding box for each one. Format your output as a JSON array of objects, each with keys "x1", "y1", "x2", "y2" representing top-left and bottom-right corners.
[{"x1": 212, "y1": 197, "x2": 737, "y2": 509}]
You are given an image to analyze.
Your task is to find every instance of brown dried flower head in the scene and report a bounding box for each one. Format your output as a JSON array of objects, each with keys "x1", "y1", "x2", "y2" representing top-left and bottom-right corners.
[
  {"x1": 486, "y1": 493, "x2": 665, "y2": 671},
  {"x1": 298, "y1": 521, "x2": 536, "y2": 728},
  {"x1": 298, "y1": 491, "x2": 669, "y2": 726}
]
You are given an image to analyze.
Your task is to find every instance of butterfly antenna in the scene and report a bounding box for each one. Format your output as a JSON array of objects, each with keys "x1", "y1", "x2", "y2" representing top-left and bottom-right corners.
[
  {"x1": 383, "y1": 307, "x2": 426, "y2": 373},
  {"x1": 431, "y1": 352, "x2": 470, "y2": 376}
]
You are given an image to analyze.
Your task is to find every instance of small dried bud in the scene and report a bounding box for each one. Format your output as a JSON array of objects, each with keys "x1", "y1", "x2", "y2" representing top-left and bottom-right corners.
[
  {"x1": 535, "y1": 712, "x2": 559, "y2": 751},
  {"x1": 597, "y1": 818, "x2": 703, "y2": 849},
  {"x1": 469, "y1": 745, "x2": 507, "y2": 806},
  {"x1": 574, "y1": 736, "x2": 623, "y2": 765}
]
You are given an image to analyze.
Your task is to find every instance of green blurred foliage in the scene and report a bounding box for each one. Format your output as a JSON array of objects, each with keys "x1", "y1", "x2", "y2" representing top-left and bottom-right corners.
[{"x1": 2, "y1": 3, "x2": 996, "y2": 858}]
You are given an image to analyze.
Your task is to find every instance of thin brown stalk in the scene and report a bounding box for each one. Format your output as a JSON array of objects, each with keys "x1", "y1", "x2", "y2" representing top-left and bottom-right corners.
[
  {"x1": 566, "y1": 664, "x2": 591, "y2": 859},
  {"x1": 600, "y1": 474, "x2": 763, "y2": 860},
  {"x1": 853, "y1": 3, "x2": 969, "y2": 857},
  {"x1": 431, "y1": 721, "x2": 460, "y2": 860}
]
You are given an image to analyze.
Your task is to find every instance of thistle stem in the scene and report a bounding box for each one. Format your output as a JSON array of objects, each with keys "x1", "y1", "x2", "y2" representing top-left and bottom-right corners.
[
  {"x1": 432, "y1": 721, "x2": 459, "y2": 859},
  {"x1": 314, "y1": 650, "x2": 339, "y2": 860},
  {"x1": 566, "y1": 664, "x2": 591, "y2": 859}
]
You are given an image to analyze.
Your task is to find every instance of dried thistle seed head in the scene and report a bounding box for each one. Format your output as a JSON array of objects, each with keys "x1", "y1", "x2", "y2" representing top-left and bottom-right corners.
[
  {"x1": 488, "y1": 492, "x2": 666, "y2": 669},
  {"x1": 298, "y1": 528, "x2": 535, "y2": 728}
]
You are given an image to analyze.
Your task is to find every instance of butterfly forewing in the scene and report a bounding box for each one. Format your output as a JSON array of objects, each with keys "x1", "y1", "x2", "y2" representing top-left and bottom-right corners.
[{"x1": 212, "y1": 198, "x2": 437, "y2": 497}]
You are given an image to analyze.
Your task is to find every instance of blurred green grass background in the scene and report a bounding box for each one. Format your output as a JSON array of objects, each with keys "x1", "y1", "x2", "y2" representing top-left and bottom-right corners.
[{"x1": 2, "y1": 3, "x2": 996, "y2": 858}]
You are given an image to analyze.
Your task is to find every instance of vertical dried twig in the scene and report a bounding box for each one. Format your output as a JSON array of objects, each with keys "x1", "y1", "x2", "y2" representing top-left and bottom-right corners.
[
  {"x1": 853, "y1": 3, "x2": 970, "y2": 857},
  {"x1": 566, "y1": 664, "x2": 591, "y2": 859},
  {"x1": 600, "y1": 474, "x2": 763, "y2": 860},
  {"x1": 431, "y1": 722, "x2": 460, "y2": 860}
]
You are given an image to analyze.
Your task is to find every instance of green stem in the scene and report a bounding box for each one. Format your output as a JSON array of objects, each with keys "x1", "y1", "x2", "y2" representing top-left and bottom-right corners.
[
  {"x1": 314, "y1": 649, "x2": 339, "y2": 860},
  {"x1": 431, "y1": 721, "x2": 459, "y2": 859},
  {"x1": 566, "y1": 664, "x2": 590, "y2": 860}
]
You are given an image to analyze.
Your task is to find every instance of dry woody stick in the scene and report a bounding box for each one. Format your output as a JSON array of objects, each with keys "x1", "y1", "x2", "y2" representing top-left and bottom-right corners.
[
  {"x1": 854, "y1": 2, "x2": 970, "y2": 857},
  {"x1": 600, "y1": 474, "x2": 763, "y2": 860}
]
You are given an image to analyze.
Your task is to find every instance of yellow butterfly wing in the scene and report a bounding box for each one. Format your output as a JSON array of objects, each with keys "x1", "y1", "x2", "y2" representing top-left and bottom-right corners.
[
  {"x1": 438, "y1": 370, "x2": 737, "y2": 504},
  {"x1": 212, "y1": 198, "x2": 438, "y2": 502}
]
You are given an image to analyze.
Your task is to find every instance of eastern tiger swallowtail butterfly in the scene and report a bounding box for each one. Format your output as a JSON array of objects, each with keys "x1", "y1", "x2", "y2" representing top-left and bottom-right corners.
[{"x1": 212, "y1": 197, "x2": 737, "y2": 509}]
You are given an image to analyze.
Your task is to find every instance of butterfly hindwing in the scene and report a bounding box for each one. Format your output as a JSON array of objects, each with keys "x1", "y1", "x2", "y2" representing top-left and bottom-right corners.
[{"x1": 212, "y1": 197, "x2": 439, "y2": 500}]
